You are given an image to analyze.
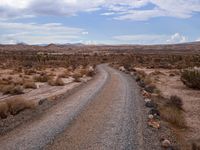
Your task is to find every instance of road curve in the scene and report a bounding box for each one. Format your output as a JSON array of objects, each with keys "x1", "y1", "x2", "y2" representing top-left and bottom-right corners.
[{"x1": 0, "y1": 64, "x2": 146, "y2": 150}]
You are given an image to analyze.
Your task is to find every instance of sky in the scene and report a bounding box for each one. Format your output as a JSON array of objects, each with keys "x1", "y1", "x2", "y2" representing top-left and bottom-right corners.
[{"x1": 0, "y1": 0, "x2": 200, "y2": 45}]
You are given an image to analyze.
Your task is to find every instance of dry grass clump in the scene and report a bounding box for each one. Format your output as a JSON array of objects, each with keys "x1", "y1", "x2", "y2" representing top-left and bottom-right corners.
[
  {"x1": 160, "y1": 106, "x2": 186, "y2": 128},
  {"x1": 58, "y1": 70, "x2": 70, "y2": 78},
  {"x1": 181, "y1": 69, "x2": 200, "y2": 89},
  {"x1": 34, "y1": 73, "x2": 49, "y2": 82},
  {"x1": 48, "y1": 77, "x2": 65, "y2": 86},
  {"x1": 160, "y1": 95, "x2": 186, "y2": 128},
  {"x1": 149, "y1": 70, "x2": 164, "y2": 76},
  {"x1": 24, "y1": 69, "x2": 36, "y2": 75},
  {"x1": 1, "y1": 84, "x2": 24, "y2": 95},
  {"x1": 0, "y1": 101, "x2": 9, "y2": 119},
  {"x1": 167, "y1": 95, "x2": 183, "y2": 110},
  {"x1": 23, "y1": 81, "x2": 37, "y2": 89},
  {"x1": 0, "y1": 97, "x2": 36, "y2": 118},
  {"x1": 72, "y1": 72, "x2": 82, "y2": 82},
  {"x1": 73, "y1": 66, "x2": 95, "y2": 78}
]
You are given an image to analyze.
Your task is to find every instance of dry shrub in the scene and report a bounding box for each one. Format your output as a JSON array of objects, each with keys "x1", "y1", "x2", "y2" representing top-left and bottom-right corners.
[
  {"x1": 34, "y1": 74, "x2": 49, "y2": 82},
  {"x1": 72, "y1": 72, "x2": 82, "y2": 82},
  {"x1": 24, "y1": 69, "x2": 36, "y2": 75},
  {"x1": 23, "y1": 81, "x2": 37, "y2": 89},
  {"x1": 0, "y1": 78, "x2": 12, "y2": 85},
  {"x1": 0, "y1": 97, "x2": 36, "y2": 118},
  {"x1": 137, "y1": 70, "x2": 147, "y2": 79},
  {"x1": 167, "y1": 95, "x2": 183, "y2": 110},
  {"x1": 0, "y1": 101, "x2": 9, "y2": 119},
  {"x1": 48, "y1": 77, "x2": 64, "y2": 86},
  {"x1": 143, "y1": 76, "x2": 152, "y2": 85},
  {"x1": 12, "y1": 78, "x2": 23, "y2": 85},
  {"x1": 181, "y1": 69, "x2": 200, "y2": 89},
  {"x1": 1, "y1": 84, "x2": 24, "y2": 95},
  {"x1": 58, "y1": 70, "x2": 69, "y2": 78},
  {"x1": 191, "y1": 139, "x2": 200, "y2": 150},
  {"x1": 160, "y1": 106, "x2": 186, "y2": 128},
  {"x1": 7, "y1": 97, "x2": 35, "y2": 115},
  {"x1": 160, "y1": 95, "x2": 186, "y2": 128},
  {"x1": 86, "y1": 66, "x2": 95, "y2": 77}
]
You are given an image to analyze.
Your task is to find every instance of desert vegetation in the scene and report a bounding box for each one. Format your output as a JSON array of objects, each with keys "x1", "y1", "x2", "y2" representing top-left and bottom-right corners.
[
  {"x1": 181, "y1": 68, "x2": 200, "y2": 89},
  {"x1": 0, "y1": 97, "x2": 36, "y2": 119}
]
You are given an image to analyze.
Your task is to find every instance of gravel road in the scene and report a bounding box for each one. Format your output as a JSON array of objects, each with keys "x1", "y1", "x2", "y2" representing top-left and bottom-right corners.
[{"x1": 0, "y1": 64, "x2": 156, "y2": 150}]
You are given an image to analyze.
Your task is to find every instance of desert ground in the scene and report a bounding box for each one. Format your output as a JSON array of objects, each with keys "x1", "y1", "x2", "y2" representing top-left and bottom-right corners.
[{"x1": 0, "y1": 43, "x2": 199, "y2": 150}]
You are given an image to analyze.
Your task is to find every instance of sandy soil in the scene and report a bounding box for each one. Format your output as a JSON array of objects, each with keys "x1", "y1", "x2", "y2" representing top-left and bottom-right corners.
[{"x1": 136, "y1": 68, "x2": 200, "y2": 145}]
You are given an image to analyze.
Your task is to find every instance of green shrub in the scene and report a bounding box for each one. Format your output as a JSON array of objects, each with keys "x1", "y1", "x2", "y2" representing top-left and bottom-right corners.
[{"x1": 181, "y1": 69, "x2": 200, "y2": 89}]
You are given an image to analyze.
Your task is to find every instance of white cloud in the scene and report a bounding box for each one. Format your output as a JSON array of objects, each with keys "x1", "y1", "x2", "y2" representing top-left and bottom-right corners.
[
  {"x1": 196, "y1": 38, "x2": 200, "y2": 42},
  {"x1": 0, "y1": 0, "x2": 200, "y2": 20},
  {"x1": 0, "y1": 22, "x2": 87, "y2": 44},
  {"x1": 166, "y1": 33, "x2": 187, "y2": 44},
  {"x1": 113, "y1": 33, "x2": 187, "y2": 44}
]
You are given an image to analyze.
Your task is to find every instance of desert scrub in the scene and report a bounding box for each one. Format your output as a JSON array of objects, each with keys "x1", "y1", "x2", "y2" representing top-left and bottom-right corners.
[
  {"x1": 181, "y1": 69, "x2": 200, "y2": 89},
  {"x1": 34, "y1": 74, "x2": 49, "y2": 82},
  {"x1": 0, "y1": 97, "x2": 36, "y2": 118},
  {"x1": 1, "y1": 84, "x2": 24, "y2": 95},
  {"x1": 160, "y1": 95, "x2": 186, "y2": 128},
  {"x1": 48, "y1": 77, "x2": 64, "y2": 86},
  {"x1": 23, "y1": 81, "x2": 37, "y2": 89}
]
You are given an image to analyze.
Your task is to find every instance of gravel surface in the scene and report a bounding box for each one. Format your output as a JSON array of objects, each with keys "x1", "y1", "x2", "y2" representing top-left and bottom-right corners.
[
  {"x1": 46, "y1": 66, "x2": 147, "y2": 150},
  {"x1": 0, "y1": 64, "x2": 161, "y2": 150}
]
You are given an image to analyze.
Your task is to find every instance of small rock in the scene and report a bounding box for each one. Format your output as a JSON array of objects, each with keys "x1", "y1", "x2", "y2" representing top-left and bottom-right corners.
[
  {"x1": 147, "y1": 119, "x2": 160, "y2": 129},
  {"x1": 145, "y1": 101, "x2": 157, "y2": 108},
  {"x1": 149, "y1": 108, "x2": 160, "y2": 116},
  {"x1": 148, "y1": 114, "x2": 154, "y2": 119},
  {"x1": 142, "y1": 90, "x2": 151, "y2": 98},
  {"x1": 144, "y1": 98, "x2": 151, "y2": 103},
  {"x1": 161, "y1": 139, "x2": 171, "y2": 148},
  {"x1": 119, "y1": 66, "x2": 126, "y2": 72}
]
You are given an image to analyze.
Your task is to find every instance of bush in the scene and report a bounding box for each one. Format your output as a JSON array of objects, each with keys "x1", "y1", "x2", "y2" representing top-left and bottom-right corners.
[
  {"x1": 167, "y1": 95, "x2": 183, "y2": 110},
  {"x1": 48, "y1": 77, "x2": 65, "y2": 86},
  {"x1": 23, "y1": 81, "x2": 37, "y2": 89},
  {"x1": 72, "y1": 72, "x2": 82, "y2": 82},
  {"x1": 181, "y1": 69, "x2": 200, "y2": 89},
  {"x1": 0, "y1": 101, "x2": 9, "y2": 119},
  {"x1": 0, "y1": 97, "x2": 36, "y2": 118},
  {"x1": 7, "y1": 97, "x2": 36, "y2": 115},
  {"x1": 34, "y1": 74, "x2": 49, "y2": 82},
  {"x1": 1, "y1": 85, "x2": 24, "y2": 95},
  {"x1": 160, "y1": 106, "x2": 186, "y2": 128}
]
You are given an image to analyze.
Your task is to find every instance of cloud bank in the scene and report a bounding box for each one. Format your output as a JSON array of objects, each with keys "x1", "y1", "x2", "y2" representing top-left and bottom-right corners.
[{"x1": 0, "y1": 0, "x2": 200, "y2": 20}]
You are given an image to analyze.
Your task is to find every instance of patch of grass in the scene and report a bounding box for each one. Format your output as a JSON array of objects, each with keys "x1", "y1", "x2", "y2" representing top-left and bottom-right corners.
[{"x1": 181, "y1": 69, "x2": 200, "y2": 89}]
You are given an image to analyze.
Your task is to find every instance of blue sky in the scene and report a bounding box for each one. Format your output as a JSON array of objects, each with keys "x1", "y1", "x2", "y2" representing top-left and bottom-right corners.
[{"x1": 0, "y1": 0, "x2": 200, "y2": 45}]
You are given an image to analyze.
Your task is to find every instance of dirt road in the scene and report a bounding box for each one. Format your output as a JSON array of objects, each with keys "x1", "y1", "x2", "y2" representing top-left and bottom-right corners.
[{"x1": 0, "y1": 64, "x2": 154, "y2": 150}]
